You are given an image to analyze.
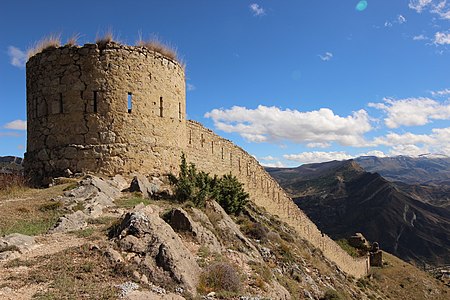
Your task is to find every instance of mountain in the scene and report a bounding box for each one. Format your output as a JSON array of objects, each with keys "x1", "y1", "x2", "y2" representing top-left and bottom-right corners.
[
  {"x1": 267, "y1": 160, "x2": 450, "y2": 267},
  {"x1": 0, "y1": 156, "x2": 23, "y2": 174},
  {"x1": 355, "y1": 155, "x2": 450, "y2": 186}
]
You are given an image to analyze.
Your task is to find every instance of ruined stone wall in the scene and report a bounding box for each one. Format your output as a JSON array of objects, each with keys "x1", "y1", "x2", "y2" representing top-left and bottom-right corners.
[
  {"x1": 25, "y1": 43, "x2": 186, "y2": 183},
  {"x1": 186, "y1": 121, "x2": 369, "y2": 278}
]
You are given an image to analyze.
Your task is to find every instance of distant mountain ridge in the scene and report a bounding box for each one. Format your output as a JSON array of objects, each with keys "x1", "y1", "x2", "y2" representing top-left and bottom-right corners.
[
  {"x1": 355, "y1": 155, "x2": 450, "y2": 186},
  {"x1": 267, "y1": 159, "x2": 450, "y2": 267}
]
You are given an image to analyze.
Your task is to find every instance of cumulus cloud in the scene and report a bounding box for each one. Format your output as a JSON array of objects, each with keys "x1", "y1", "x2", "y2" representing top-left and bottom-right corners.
[
  {"x1": 260, "y1": 161, "x2": 286, "y2": 168},
  {"x1": 434, "y1": 31, "x2": 450, "y2": 44},
  {"x1": 409, "y1": 0, "x2": 450, "y2": 19},
  {"x1": 249, "y1": 3, "x2": 265, "y2": 16},
  {"x1": 409, "y1": 0, "x2": 433, "y2": 13},
  {"x1": 7, "y1": 46, "x2": 27, "y2": 68},
  {"x1": 306, "y1": 142, "x2": 331, "y2": 148},
  {"x1": 205, "y1": 105, "x2": 372, "y2": 147},
  {"x1": 398, "y1": 15, "x2": 407, "y2": 23},
  {"x1": 318, "y1": 52, "x2": 333, "y2": 61},
  {"x1": 260, "y1": 155, "x2": 277, "y2": 161},
  {"x1": 284, "y1": 151, "x2": 354, "y2": 164},
  {"x1": 4, "y1": 120, "x2": 27, "y2": 130},
  {"x1": 369, "y1": 97, "x2": 450, "y2": 128}
]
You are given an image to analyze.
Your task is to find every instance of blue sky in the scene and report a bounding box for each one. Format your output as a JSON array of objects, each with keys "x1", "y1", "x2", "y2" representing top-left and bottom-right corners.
[{"x1": 1, "y1": 0, "x2": 450, "y2": 167}]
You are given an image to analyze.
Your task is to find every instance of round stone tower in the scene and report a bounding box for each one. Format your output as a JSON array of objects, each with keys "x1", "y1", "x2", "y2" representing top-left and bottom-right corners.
[{"x1": 25, "y1": 42, "x2": 186, "y2": 184}]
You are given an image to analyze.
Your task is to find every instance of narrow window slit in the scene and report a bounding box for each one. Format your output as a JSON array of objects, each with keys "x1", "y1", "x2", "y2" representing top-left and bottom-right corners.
[
  {"x1": 211, "y1": 141, "x2": 214, "y2": 154},
  {"x1": 201, "y1": 134, "x2": 204, "y2": 147},
  {"x1": 93, "y1": 91, "x2": 98, "y2": 113},
  {"x1": 127, "y1": 92, "x2": 132, "y2": 113},
  {"x1": 189, "y1": 130, "x2": 192, "y2": 144},
  {"x1": 178, "y1": 102, "x2": 182, "y2": 120},
  {"x1": 159, "y1": 97, "x2": 163, "y2": 117},
  {"x1": 59, "y1": 93, "x2": 63, "y2": 113}
]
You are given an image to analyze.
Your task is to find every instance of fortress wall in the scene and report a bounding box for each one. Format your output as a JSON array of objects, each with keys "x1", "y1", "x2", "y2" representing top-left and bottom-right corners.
[
  {"x1": 186, "y1": 121, "x2": 369, "y2": 278},
  {"x1": 25, "y1": 44, "x2": 186, "y2": 183}
]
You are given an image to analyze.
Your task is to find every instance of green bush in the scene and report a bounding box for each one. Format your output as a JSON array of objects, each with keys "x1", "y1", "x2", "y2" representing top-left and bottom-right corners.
[{"x1": 170, "y1": 154, "x2": 248, "y2": 215}]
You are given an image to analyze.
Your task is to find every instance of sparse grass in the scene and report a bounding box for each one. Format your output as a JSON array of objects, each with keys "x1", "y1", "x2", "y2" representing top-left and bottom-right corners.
[
  {"x1": 27, "y1": 244, "x2": 128, "y2": 299},
  {"x1": 0, "y1": 184, "x2": 70, "y2": 236},
  {"x1": 66, "y1": 33, "x2": 81, "y2": 46},
  {"x1": 115, "y1": 196, "x2": 151, "y2": 208},
  {"x1": 321, "y1": 288, "x2": 345, "y2": 300},
  {"x1": 71, "y1": 228, "x2": 94, "y2": 238},
  {"x1": 4, "y1": 258, "x2": 36, "y2": 268},
  {"x1": 0, "y1": 173, "x2": 30, "y2": 198},
  {"x1": 27, "y1": 33, "x2": 61, "y2": 59},
  {"x1": 137, "y1": 39, "x2": 178, "y2": 61},
  {"x1": 337, "y1": 239, "x2": 360, "y2": 258},
  {"x1": 96, "y1": 29, "x2": 116, "y2": 49}
]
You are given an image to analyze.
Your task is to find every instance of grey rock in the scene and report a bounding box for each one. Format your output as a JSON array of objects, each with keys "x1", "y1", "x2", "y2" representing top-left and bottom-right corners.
[
  {"x1": 104, "y1": 247, "x2": 124, "y2": 264},
  {"x1": 129, "y1": 174, "x2": 156, "y2": 198},
  {"x1": 0, "y1": 233, "x2": 37, "y2": 255},
  {"x1": 168, "y1": 208, "x2": 222, "y2": 253},
  {"x1": 49, "y1": 210, "x2": 88, "y2": 233},
  {"x1": 112, "y1": 205, "x2": 201, "y2": 295}
]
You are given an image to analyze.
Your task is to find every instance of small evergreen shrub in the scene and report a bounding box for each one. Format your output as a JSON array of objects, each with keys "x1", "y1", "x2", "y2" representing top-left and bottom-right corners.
[{"x1": 198, "y1": 262, "x2": 241, "y2": 294}]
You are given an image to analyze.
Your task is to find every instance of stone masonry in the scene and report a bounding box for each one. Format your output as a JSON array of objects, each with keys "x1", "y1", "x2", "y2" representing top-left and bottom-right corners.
[{"x1": 25, "y1": 42, "x2": 369, "y2": 278}]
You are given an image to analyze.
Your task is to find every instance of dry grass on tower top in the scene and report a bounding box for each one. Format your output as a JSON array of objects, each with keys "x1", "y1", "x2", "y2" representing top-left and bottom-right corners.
[
  {"x1": 136, "y1": 39, "x2": 178, "y2": 61},
  {"x1": 27, "y1": 33, "x2": 61, "y2": 59}
]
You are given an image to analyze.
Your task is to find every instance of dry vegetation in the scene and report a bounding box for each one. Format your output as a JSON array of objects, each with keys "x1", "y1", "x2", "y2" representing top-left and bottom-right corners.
[
  {"x1": 136, "y1": 39, "x2": 178, "y2": 61},
  {"x1": 27, "y1": 33, "x2": 61, "y2": 59}
]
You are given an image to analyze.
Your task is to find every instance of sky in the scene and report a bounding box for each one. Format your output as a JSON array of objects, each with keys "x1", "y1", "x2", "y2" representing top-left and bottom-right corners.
[{"x1": 1, "y1": 0, "x2": 450, "y2": 167}]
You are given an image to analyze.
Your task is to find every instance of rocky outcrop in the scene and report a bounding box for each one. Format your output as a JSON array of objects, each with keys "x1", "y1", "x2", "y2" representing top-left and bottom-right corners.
[
  {"x1": 168, "y1": 208, "x2": 222, "y2": 253},
  {"x1": 0, "y1": 234, "x2": 37, "y2": 260},
  {"x1": 111, "y1": 205, "x2": 201, "y2": 295}
]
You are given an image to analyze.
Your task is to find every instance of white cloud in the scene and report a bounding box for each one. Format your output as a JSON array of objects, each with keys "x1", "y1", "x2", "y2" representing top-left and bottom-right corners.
[
  {"x1": 389, "y1": 144, "x2": 430, "y2": 156},
  {"x1": 369, "y1": 97, "x2": 450, "y2": 128},
  {"x1": 361, "y1": 150, "x2": 387, "y2": 157},
  {"x1": 260, "y1": 161, "x2": 286, "y2": 168},
  {"x1": 205, "y1": 105, "x2": 372, "y2": 147},
  {"x1": 284, "y1": 151, "x2": 354, "y2": 164},
  {"x1": 398, "y1": 15, "x2": 407, "y2": 24},
  {"x1": 373, "y1": 132, "x2": 435, "y2": 146},
  {"x1": 187, "y1": 83, "x2": 196, "y2": 91},
  {"x1": 7, "y1": 46, "x2": 27, "y2": 68},
  {"x1": 431, "y1": 88, "x2": 450, "y2": 96},
  {"x1": 413, "y1": 34, "x2": 427, "y2": 40},
  {"x1": 306, "y1": 142, "x2": 331, "y2": 148},
  {"x1": 260, "y1": 155, "x2": 277, "y2": 161},
  {"x1": 4, "y1": 120, "x2": 27, "y2": 130},
  {"x1": 318, "y1": 52, "x2": 333, "y2": 61},
  {"x1": 384, "y1": 21, "x2": 393, "y2": 27},
  {"x1": 409, "y1": 0, "x2": 433, "y2": 13},
  {"x1": 434, "y1": 31, "x2": 450, "y2": 44},
  {"x1": 409, "y1": 0, "x2": 450, "y2": 19},
  {"x1": 249, "y1": 3, "x2": 265, "y2": 16}
]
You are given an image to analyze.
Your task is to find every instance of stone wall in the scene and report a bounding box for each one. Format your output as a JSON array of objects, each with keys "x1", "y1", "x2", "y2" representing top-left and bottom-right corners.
[
  {"x1": 25, "y1": 43, "x2": 186, "y2": 183},
  {"x1": 185, "y1": 120, "x2": 369, "y2": 278}
]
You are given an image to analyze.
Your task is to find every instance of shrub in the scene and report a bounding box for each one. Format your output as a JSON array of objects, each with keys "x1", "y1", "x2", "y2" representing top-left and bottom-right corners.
[
  {"x1": 242, "y1": 222, "x2": 268, "y2": 242},
  {"x1": 198, "y1": 262, "x2": 241, "y2": 294},
  {"x1": 321, "y1": 289, "x2": 344, "y2": 300},
  {"x1": 170, "y1": 154, "x2": 249, "y2": 214}
]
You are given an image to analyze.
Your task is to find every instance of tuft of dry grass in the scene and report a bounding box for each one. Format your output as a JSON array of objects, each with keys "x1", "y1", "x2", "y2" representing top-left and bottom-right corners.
[
  {"x1": 96, "y1": 29, "x2": 116, "y2": 48},
  {"x1": 27, "y1": 33, "x2": 61, "y2": 59},
  {"x1": 0, "y1": 173, "x2": 29, "y2": 198},
  {"x1": 137, "y1": 38, "x2": 178, "y2": 61},
  {"x1": 65, "y1": 33, "x2": 81, "y2": 47}
]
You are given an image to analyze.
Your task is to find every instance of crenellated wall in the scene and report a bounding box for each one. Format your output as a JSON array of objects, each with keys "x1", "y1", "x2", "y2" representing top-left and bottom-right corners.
[{"x1": 185, "y1": 120, "x2": 370, "y2": 278}]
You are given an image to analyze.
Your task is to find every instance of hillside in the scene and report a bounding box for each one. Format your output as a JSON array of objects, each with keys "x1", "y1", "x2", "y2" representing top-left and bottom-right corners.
[
  {"x1": 267, "y1": 160, "x2": 450, "y2": 267},
  {"x1": 0, "y1": 156, "x2": 23, "y2": 174},
  {"x1": 1, "y1": 173, "x2": 448, "y2": 299}
]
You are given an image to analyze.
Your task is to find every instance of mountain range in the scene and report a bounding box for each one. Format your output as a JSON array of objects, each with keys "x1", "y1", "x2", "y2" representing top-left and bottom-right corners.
[{"x1": 267, "y1": 156, "x2": 450, "y2": 268}]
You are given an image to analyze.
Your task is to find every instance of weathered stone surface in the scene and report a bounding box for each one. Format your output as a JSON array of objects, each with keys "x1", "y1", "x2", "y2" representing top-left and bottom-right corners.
[
  {"x1": 49, "y1": 210, "x2": 88, "y2": 233},
  {"x1": 206, "y1": 200, "x2": 260, "y2": 257},
  {"x1": 168, "y1": 208, "x2": 222, "y2": 253},
  {"x1": 267, "y1": 279, "x2": 292, "y2": 300},
  {"x1": 0, "y1": 234, "x2": 38, "y2": 260},
  {"x1": 104, "y1": 247, "x2": 124, "y2": 264},
  {"x1": 112, "y1": 205, "x2": 200, "y2": 295},
  {"x1": 129, "y1": 175, "x2": 154, "y2": 198}
]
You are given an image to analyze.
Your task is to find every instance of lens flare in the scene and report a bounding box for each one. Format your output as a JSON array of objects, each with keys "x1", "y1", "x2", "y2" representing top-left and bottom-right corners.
[{"x1": 356, "y1": 0, "x2": 368, "y2": 11}]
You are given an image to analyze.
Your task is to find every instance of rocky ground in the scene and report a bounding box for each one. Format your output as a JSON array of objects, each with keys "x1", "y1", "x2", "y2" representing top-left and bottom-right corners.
[{"x1": 0, "y1": 174, "x2": 449, "y2": 299}]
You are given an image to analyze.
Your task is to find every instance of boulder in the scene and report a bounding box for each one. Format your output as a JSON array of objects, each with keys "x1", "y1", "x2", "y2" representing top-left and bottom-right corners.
[
  {"x1": 206, "y1": 200, "x2": 260, "y2": 257},
  {"x1": 0, "y1": 234, "x2": 38, "y2": 260},
  {"x1": 49, "y1": 210, "x2": 88, "y2": 233},
  {"x1": 129, "y1": 175, "x2": 156, "y2": 198},
  {"x1": 112, "y1": 205, "x2": 201, "y2": 295},
  {"x1": 168, "y1": 208, "x2": 222, "y2": 253}
]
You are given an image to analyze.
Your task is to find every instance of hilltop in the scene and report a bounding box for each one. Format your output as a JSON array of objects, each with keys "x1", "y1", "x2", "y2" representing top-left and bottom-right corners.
[{"x1": 1, "y1": 173, "x2": 448, "y2": 299}]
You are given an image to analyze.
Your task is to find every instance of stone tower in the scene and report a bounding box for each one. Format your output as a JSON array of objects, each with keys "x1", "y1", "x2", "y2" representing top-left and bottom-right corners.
[{"x1": 25, "y1": 42, "x2": 186, "y2": 184}]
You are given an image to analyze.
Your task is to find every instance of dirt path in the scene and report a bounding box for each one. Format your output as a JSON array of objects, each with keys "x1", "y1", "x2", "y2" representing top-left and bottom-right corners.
[{"x1": 0, "y1": 233, "x2": 87, "y2": 300}]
